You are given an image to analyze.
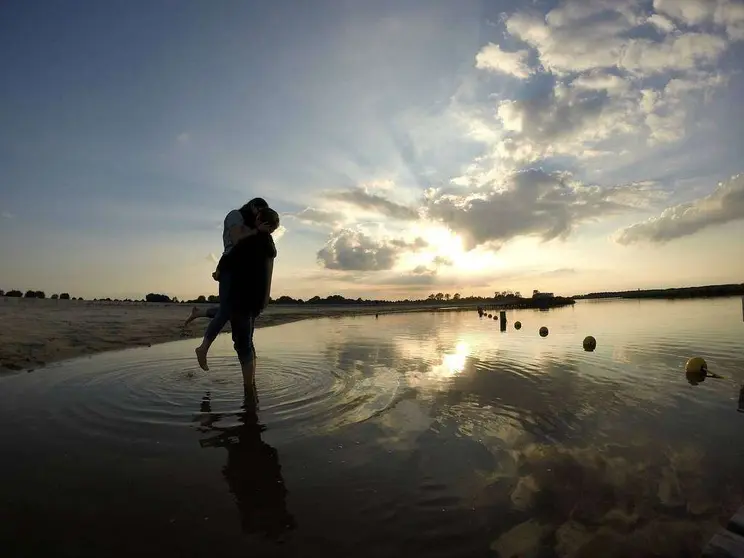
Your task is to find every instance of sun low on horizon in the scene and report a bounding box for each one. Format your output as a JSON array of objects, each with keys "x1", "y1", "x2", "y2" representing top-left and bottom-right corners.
[{"x1": 1, "y1": 0, "x2": 744, "y2": 301}]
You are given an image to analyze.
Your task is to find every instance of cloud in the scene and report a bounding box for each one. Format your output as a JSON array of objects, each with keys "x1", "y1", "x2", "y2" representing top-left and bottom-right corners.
[
  {"x1": 402, "y1": 255, "x2": 453, "y2": 281},
  {"x1": 506, "y1": 1, "x2": 731, "y2": 77},
  {"x1": 426, "y1": 169, "x2": 661, "y2": 249},
  {"x1": 324, "y1": 188, "x2": 419, "y2": 221},
  {"x1": 653, "y1": 0, "x2": 744, "y2": 40},
  {"x1": 494, "y1": 80, "x2": 625, "y2": 159},
  {"x1": 176, "y1": 132, "x2": 190, "y2": 144},
  {"x1": 474, "y1": 42, "x2": 533, "y2": 78},
  {"x1": 0, "y1": 210, "x2": 13, "y2": 219},
  {"x1": 207, "y1": 252, "x2": 219, "y2": 264},
  {"x1": 458, "y1": 0, "x2": 739, "y2": 175},
  {"x1": 273, "y1": 225, "x2": 287, "y2": 242},
  {"x1": 647, "y1": 13, "x2": 677, "y2": 33},
  {"x1": 316, "y1": 229, "x2": 426, "y2": 271},
  {"x1": 290, "y1": 207, "x2": 344, "y2": 228},
  {"x1": 390, "y1": 236, "x2": 428, "y2": 250},
  {"x1": 432, "y1": 255, "x2": 453, "y2": 267},
  {"x1": 620, "y1": 32, "x2": 728, "y2": 75},
  {"x1": 614, "y1": 173, "x2": 744, "y2": 244}
]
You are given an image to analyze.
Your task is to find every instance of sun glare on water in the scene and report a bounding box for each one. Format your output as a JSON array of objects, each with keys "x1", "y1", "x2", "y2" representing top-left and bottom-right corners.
[{"x1": 434, "y1": 341, "x2": 470, "y2": 378}]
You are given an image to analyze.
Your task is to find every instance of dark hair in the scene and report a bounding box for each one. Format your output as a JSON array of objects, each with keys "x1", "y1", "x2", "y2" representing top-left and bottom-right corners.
[
  {"x1": 238, "y1": 197, "x2": 269, "y2": 228},
  {"x1": 257, "y1": 207, "x2": 280, "y2": 233},
  {"x1": 242, "y1": 197, "x2": 268, "y2": 213}
]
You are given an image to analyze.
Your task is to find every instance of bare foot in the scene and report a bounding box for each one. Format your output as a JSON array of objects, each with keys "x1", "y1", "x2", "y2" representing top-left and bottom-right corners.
[
  {"x1": 195, "y1": 346, "x2": 209, "y2": 371},
  {"x1": 184, "y1": 306, "x2": 199, "y2": 327}
]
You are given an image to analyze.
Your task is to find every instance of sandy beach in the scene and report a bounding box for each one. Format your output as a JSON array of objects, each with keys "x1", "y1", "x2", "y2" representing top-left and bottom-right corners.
[{"x1": 0, "y1": 297, "x2": 477, "y2": 373}]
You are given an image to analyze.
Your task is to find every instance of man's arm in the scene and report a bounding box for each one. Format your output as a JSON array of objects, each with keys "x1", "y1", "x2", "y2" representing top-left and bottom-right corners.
[
  {"x1": 225, "y1": 210, "x2": 256, "y2": 245},
  {"x1": 229, "y1": 224, "x2": 256, "y2": 245}
]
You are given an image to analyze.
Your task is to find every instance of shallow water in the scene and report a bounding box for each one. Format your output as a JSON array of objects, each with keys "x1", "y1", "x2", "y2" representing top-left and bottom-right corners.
[{"x1": 1, "y1": 298, "x2": 743, "y2": 557}]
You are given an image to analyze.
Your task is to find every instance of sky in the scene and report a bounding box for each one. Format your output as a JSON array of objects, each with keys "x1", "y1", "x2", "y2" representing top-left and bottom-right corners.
[{"x1": 1, "y1": 0, "x2": 744, "y2": 301}]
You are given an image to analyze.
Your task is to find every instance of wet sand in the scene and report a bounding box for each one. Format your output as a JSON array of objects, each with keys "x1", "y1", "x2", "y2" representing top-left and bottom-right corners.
[{"x1": 0, "y1": 297, "x2": 475, "y2": 372}]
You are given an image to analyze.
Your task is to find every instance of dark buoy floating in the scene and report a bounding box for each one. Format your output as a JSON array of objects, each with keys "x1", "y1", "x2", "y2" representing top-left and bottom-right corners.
[
  {"x1": 583, "y1": 335, "x2": 596, "y2": 352},
  {"x1": 493, "y1": 315, "x2": 498, "y2": 320},
  {"x1": 539, "y1": 326, "x2": 549, "y2": 337},
  {"x1": 514, "y1": 321, "x2": 522, "y2": 330}
]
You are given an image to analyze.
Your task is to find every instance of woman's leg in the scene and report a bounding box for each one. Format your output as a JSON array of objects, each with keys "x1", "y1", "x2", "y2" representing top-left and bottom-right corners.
[
  {"x1": 184, "y1": 305, "x2": 219, "y2": 326},
  {"x1": 195, "y1": 272, "x2": 232, "y2": 371}
]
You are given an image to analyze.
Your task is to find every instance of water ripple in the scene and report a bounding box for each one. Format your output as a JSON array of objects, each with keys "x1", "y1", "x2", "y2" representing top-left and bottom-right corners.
[{"x1": 0, "y1": 338, "x2": 405, "y2": 445}]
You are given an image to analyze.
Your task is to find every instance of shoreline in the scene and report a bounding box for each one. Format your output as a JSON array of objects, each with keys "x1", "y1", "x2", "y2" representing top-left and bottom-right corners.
[{"x1": 0, "y1": 299, "x2": 481, "y2": 373}]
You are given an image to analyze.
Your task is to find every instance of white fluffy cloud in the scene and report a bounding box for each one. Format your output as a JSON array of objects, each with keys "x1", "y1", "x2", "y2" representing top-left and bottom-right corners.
[
  {"x1": 291, "y1": 207, "x2": 345, "y2": 228},
  {"x1": 653, "y1": 0, "x2": 744, "y2": 40},
  {"x1": 505, "y1": 1, "x2": 731, "y2": 76},
  {"x1": 475, "y1": 42, "x2": 532, "y2": 78},
  {"x1": 615, "y1": 173, "x2": 744, "y2": 244},
  {"x1": 456, "y1": 0, "x2": 740, "y2": 173},
  {"x1": 317, "y1": 229, "x2": 428, "y2": 271},
  {"x1": 301, "y1": 0, "x2": 743, "y2": 276},
  {"x1": 426, "y1": 169, "x2": 660, "y2": 250}
]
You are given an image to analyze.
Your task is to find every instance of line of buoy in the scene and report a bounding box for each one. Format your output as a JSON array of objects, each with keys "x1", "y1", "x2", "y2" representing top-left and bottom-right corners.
[
  {"x1": 477, "y1": 310, "x2": 737, "y2": 397},
  {"x1": 478, "y1": 308, "x2": 598, "y2": 350}
]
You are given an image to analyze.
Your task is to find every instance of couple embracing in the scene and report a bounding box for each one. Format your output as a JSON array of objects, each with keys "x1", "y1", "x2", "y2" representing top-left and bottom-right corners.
[{"x1": 186, "y1": 197, "x2": 279, "y2": 391}]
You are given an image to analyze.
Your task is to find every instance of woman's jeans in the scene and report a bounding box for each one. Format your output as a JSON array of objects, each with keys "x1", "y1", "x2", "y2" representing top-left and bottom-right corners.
[
  {"x1": 203, "y1": 271, "x2": 232, "y2": 343},
  {"x1": 203, "y1": 271, "x2": 257, "y2": 363}
]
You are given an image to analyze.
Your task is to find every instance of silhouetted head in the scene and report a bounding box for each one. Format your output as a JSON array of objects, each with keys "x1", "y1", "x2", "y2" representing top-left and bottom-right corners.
[
  {"x1": 243, "y1": 198, "x2": 268, "y2": 215},
  {"x1": 257, "y1": 207, "x2": 280, "y2": 234},
  {"x1": 239, "y1": 198, "x2": 269, "y2": 228}
]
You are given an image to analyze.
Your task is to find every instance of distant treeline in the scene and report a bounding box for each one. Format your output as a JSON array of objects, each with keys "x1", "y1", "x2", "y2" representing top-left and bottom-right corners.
[
  {"x1": 1, "y1": 290, "x2": 79, "y2": 300},
  {"x1": 574, "y1": 283, "x2": 744, "y2": 300},
  {"x1": 174, "y1": 292, "x2": 521, "y2": 306},
  {"x1": 1, "y1": 289, "x2": 529, "y2": 305},
  {"x1": 8, "y1": 283, "x2": 741, "y2": 304}
]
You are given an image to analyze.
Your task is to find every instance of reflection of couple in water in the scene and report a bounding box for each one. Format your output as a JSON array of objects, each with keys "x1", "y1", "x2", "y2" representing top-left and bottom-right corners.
[{"x1": 198, "y1": 389, "x2": 296, "y2": 540}]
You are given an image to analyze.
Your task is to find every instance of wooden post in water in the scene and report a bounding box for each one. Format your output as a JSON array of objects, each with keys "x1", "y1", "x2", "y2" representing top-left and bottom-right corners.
[{"x1": 499, "y1": 311, "x2": 507, "y2": 332}]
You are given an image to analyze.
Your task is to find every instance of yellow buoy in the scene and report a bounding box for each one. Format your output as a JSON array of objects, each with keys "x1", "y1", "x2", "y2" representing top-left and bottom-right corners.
[
  {"x1": 684, "y1": 357, "x2": 707, "y2": 375},
  {"x1": 583, "y1": 336, "x2": 597, "y2": 352},
  {"x1": 514, "y1": 321, "x2": 522, "y2": 330},
  {"x1": 539, "y1": 326, "x2": 549, "y2": 337}
]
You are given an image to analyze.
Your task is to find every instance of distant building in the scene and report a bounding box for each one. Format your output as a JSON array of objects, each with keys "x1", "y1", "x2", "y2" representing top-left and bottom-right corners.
[{"x1": 532, "y1": 290, "x2": 554, "y2": 299}]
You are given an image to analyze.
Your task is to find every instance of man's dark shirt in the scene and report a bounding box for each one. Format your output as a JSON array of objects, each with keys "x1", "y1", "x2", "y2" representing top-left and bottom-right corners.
[{"x1": 221, "y1": 232, "x2": 277, "y2": 316}]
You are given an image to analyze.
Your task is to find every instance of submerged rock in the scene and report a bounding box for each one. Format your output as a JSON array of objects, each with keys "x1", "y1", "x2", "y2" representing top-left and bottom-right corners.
[
  {"x1": 685, "y1": 483, "x2": 718, "y2": 516},
  {"x1": 602, "y1": 508, "x2": 640, "y2": 531},
  {"x1": 490, "y1": 519, "x2": 552, "y2": 558},
  {"x1": 574, "y1": 528, "x2": 626, "y2": 558},
  {"x1": 510, "y1": 475, "x2": 539, "y2": 511},
  {"x1": 657, "y1": 466, "x2": 684, "y2": 508},
  {"x1": 623, "y1": 518, "x2": 718, "y2": 557},
  {"x1": 555, "y1": 521, "x2": 592, "y2": 558}
]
